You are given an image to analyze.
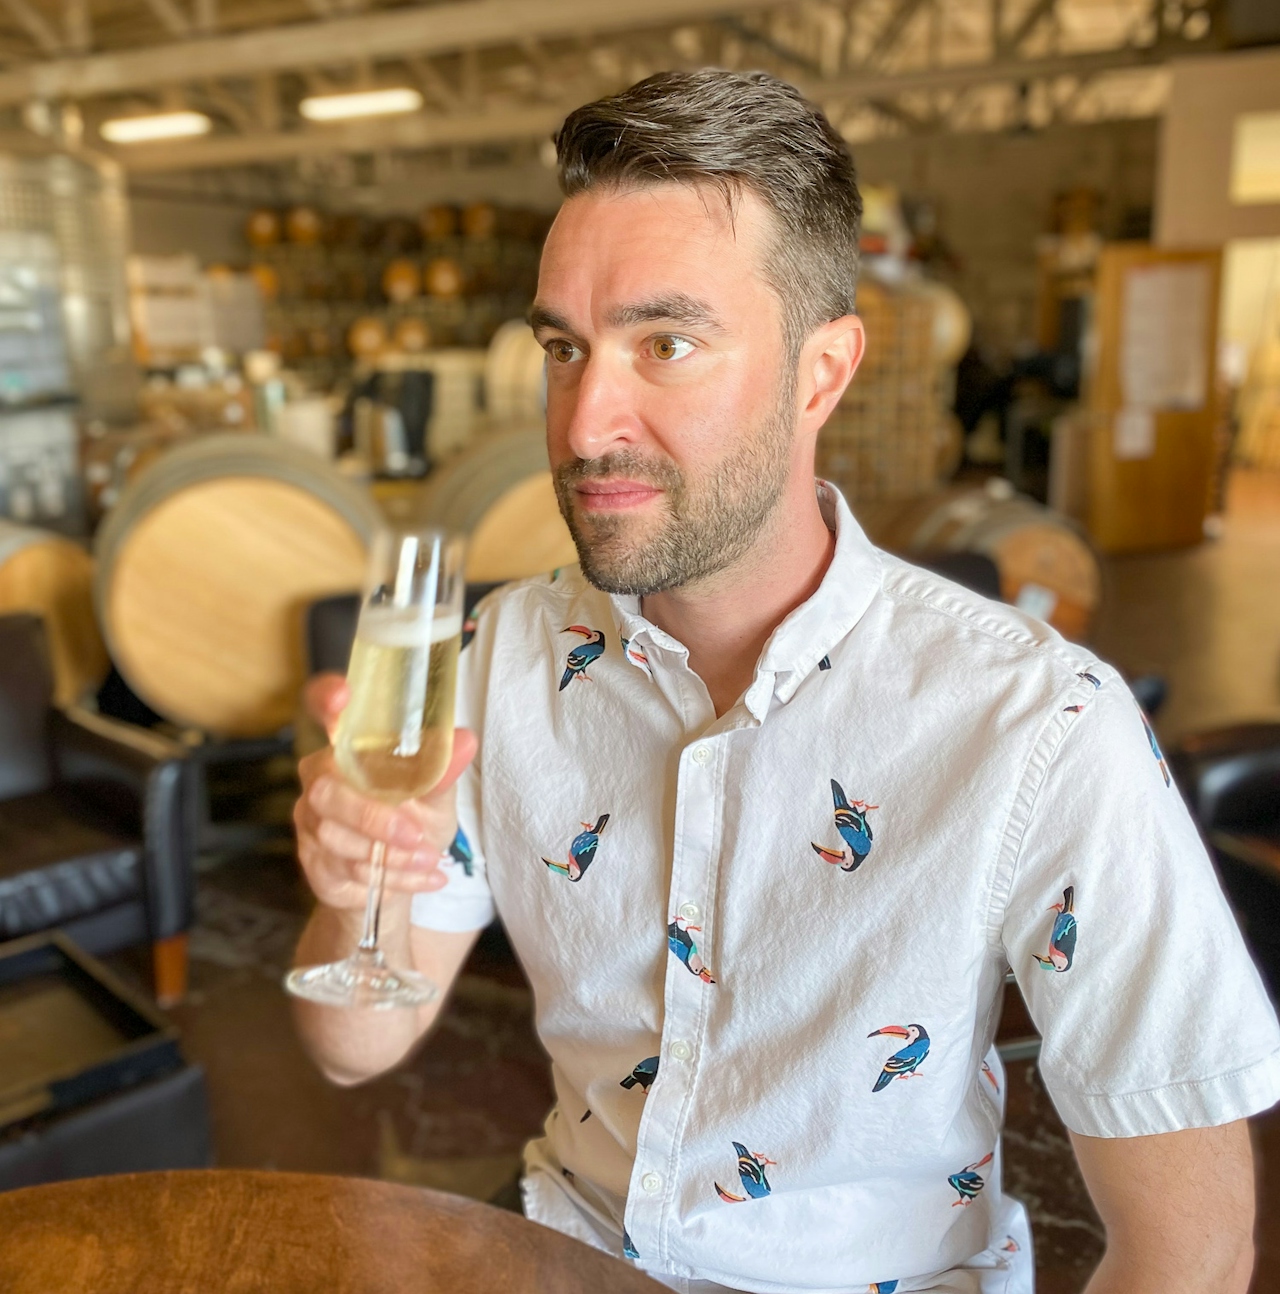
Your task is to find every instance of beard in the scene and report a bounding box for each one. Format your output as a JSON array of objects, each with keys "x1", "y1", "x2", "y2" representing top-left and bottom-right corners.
[{"x1": 551, "y1": 377, "x2": 796, "y2": 597}]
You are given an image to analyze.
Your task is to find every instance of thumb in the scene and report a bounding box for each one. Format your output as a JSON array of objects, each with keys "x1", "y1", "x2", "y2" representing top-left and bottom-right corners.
[{"x1": 303, "y1": 672, "x2": 349, "y2": 742}]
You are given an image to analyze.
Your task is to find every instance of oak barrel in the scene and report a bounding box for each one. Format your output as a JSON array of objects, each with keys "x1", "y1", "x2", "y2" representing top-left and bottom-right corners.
[
  {"x1": 420, "y1": 428, "x2": 576, "y2": 582},
  {"x1": 94, "y1": 435, "x2": 380, "y2": 736},
  {"x1": 0, "y1": 522, "x2": 108, "y2": 706},
  {"x1": 485, "y1": 321, "x2": 546, "y2": 429},
  {"x1": 856, "y1": 479, "x2": 1101, "y2": 640}
]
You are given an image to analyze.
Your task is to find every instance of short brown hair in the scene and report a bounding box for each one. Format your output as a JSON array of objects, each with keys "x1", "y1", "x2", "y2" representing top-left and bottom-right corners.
[{"x1": 554, "y1": 68, "x2": 862, "y2": 357}]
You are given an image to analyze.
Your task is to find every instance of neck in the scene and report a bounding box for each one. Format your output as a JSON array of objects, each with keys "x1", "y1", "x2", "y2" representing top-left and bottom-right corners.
[{"x1": 641, "y1": 472, "x2": 835, "y2": 718}]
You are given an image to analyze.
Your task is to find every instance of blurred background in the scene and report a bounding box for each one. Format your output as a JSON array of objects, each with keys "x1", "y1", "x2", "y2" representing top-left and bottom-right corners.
[{"x1": 0, "y1": 2, "x2": 1277, "y2": 1290}]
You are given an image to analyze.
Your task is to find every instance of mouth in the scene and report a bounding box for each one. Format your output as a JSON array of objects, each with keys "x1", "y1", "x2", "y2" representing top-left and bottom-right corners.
[{"x1": 574, "y1": 479, "x2": 662, "y2": 513}]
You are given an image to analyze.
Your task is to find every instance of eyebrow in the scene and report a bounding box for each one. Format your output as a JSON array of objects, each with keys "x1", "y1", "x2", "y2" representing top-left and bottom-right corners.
[
  {"x1": 528, "y1": 294, "x2": 727, "y2": 337},
  {"x1": 528, "y1": 304, "x2": 571, "y2": 334},
  {"x1": 607, "y1": 294, "x2": 726, "y2": 333}
]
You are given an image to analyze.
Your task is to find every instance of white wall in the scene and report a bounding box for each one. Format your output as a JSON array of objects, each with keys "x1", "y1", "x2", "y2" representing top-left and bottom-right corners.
[{"x1": 1156, "y1": 47, "x2": 1280, "y2": 247}]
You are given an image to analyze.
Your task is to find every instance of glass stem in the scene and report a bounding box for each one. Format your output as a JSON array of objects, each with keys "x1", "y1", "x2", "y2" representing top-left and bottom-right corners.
[{"x1": 358, "y1": 839, "x2": 387, "y2": 954}]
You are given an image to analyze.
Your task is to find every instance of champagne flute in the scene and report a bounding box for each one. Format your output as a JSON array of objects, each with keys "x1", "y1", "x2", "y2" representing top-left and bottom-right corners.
[{"x1": 286, "y1": 526, "x2": 466, "y2": 1009}]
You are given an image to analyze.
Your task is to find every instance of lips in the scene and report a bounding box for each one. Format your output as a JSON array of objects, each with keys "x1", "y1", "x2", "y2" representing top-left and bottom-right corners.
[{"x1": 575, "y1": 480, "x2": 661, "y2": 511}]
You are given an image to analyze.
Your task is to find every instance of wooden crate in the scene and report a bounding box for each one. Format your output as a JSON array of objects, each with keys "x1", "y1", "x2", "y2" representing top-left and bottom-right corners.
[{"x1": 816, "y1": 281, "x2": 943, "y2": 503}]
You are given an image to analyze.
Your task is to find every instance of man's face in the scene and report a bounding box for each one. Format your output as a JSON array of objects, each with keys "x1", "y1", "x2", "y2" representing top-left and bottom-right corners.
[{"x1": 531, "y1": 184, "x2": 798, "y2": 596}]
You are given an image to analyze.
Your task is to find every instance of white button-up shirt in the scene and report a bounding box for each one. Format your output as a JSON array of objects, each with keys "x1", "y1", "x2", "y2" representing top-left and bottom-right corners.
[{"x1": 412, "y1": 482, "x2": 1280, "y2": 1294}]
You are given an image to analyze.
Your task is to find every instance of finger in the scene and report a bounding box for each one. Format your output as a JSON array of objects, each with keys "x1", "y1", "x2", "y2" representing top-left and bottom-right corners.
[
  {"x1": 307, "y1": 775, "x2": 427, "y2": 849},
  {"x1": 297, "y1": 746, "x2": 334, "y2": 792},
  {"x1": 313, "y1": 816, "x2": 444, "y2": 872},
  {"x1": 303, "y1": 673, "x2": 349, "y2": 740},
  {"x1": 419, "y1": 729, "x2": 478, "y2": 801}
]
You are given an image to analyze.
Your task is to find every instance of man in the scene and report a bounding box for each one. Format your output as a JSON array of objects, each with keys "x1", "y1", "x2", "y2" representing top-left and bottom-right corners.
[{"x1": 293, "y1": 69, "x2": 1279, "y2": 1294}]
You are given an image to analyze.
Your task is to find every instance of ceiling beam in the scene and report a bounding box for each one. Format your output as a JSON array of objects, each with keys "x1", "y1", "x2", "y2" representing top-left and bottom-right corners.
[
  {"x1": 1, "y1": 0, "x2": 63, "y2": 55},
  {"x1": 1001, "y1": 0, "x2": 1056, "y2": 54},
  {"x1": 806, "y1": 40, "x2": 1195, "y2": 100},
  {"x1": 112, "y1": 99, "x2": 575, "y2": 172},
  {"x1": 112, "y1": 36, "x2": 1205, "y2": 173},
  {"x1": 143, "y1": 0, "x2": 193, "y2": 37},
  {"x1": 0, "y1": 0, "x2": 777, "y2": 108},
  {"x1": 863, "y1": 0, "x2": 928, "y2": 67}
]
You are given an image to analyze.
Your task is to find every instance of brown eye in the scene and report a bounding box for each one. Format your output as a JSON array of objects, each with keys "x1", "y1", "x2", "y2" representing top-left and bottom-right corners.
[
  {"x1": 548, "y1": 340, "x2": 579, "y2": 364},
  {"x1": 650, "y1": 335, "x2": 694, "y2": 362}
]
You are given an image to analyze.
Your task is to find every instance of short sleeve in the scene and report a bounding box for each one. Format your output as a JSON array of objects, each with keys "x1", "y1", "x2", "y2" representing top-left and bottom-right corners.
[
  {"x1": 1002, "y1": 673, "x2": 1280, "y2": 1138},
  {"x1": 409, "y1": 603, "x2": 496, "y2": 934}
]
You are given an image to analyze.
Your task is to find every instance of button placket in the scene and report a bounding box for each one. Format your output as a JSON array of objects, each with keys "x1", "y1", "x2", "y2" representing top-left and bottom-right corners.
[{"x1": 625, "y1": 722, "x2": 721, "y2": 1268}]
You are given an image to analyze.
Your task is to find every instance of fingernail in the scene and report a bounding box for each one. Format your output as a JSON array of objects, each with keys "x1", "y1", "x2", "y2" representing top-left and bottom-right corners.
[
  {"x1": 391, "y1": 818, "x2": 424, "y2": 848},
  {"x1": 411, "y1": 850, "x2": 438, "y2": 867}
]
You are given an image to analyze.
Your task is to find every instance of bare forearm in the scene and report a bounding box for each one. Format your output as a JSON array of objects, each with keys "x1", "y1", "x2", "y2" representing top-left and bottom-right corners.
[
  {"x1": 291, "y1": 896, "x2": 437, "y2": 1085},
  {"x1": 1083, "y1": 1236, "x2": 1253, "y2": 1294}
]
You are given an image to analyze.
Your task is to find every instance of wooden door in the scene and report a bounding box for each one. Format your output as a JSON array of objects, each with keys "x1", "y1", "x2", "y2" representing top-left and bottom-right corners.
[{"x1": 1085, "y1": 243, "x2": 1221, "y2": 554}]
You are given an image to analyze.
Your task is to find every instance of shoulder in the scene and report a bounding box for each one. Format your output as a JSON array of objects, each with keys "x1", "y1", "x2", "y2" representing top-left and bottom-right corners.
[
  {"x1": 468, "y1": 566, "x2": 608, "y2": 647},
  {"x1": 875, "y1": 551, "x2": 1101, "y2": 688}
]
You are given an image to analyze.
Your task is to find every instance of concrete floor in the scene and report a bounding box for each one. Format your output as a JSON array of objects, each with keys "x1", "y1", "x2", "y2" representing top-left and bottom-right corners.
[{"x1": 105, "y1": 468, "x2": 1280, "y2": 1292}]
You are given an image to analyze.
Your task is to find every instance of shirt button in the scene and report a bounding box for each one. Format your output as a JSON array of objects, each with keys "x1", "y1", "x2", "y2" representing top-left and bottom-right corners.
[
  {"x1": 670, "y1": 1040, "x2": 693, "y2": 1061},
  {"x1": 641, "y1": 1172, "x2": 663, "y2": 1194},
  {"x1": 691, "y1": 745, "x2": 711, "y2": 765},
  {"x1": 678, "y1": 902, "x2": 701, "y2": 924}
]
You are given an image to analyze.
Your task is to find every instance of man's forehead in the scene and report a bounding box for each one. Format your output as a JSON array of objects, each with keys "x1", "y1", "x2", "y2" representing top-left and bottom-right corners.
[{"x1": 534, "y1": 183, "x2": 773, "y2": 332}]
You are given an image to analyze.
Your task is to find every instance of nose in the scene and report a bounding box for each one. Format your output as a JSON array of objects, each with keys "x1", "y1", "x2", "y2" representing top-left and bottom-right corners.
[{"x1": 554, "y1": 349, "x2": 644, "y2": 462}]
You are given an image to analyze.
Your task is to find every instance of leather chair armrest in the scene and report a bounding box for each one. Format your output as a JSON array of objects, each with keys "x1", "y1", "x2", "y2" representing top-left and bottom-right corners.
[
  {"x1": 50, "y1": 708, "x2": 198, "y2": 941},
  {"x1": 1169, "y1": 723, "x2": 1280, "y2": 832}
]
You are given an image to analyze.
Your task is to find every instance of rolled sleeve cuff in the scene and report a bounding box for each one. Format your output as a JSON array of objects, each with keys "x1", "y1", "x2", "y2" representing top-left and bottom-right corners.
[
  {"x1": 1049, "y1": 1047, "x2": 1280, "y2": 1138},
  {"x1": 409, "y1": 890, "x2": 496, "y2": 933}
]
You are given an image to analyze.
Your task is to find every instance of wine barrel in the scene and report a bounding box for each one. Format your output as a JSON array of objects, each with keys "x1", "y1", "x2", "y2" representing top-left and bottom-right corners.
[
  {"x1": 424, "y1": 257, "x2": 466, "y2": 299},
  {"x1": 856, "y1": 479, "x2": 1101, "y2": 640},
  {"x1": 419, "y1": 429, "x2": 576, "y2": 582},
  {"x1": 0, "y1": 522, "x2": 108, "y2": 706},
  {"x1": 94, "y1": 435, "x2": 380, "y2": 737},
  {"x1": 485, "y1": 321, "x2": 546, "y2": 428}
]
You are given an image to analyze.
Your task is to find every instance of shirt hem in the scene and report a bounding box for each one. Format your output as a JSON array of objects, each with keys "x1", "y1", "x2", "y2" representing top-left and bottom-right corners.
[
  {"x1": 1048, "y1": 1046, "x2": 1280, "y2": 1137},
  {"x1": 407, "y1": 894, "x2": 496, "y2": 932}
]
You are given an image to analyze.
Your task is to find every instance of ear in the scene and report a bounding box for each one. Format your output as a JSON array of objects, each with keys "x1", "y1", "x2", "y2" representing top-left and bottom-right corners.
[{"x1": 798, "y1": 314, "x2": 865, "y2": 437}]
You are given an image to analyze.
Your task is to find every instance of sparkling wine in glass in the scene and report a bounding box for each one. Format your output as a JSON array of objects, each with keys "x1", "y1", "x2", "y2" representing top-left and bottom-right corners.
[{"x1": 285, "y1": 526, "x2": 466, "y2": 1009}]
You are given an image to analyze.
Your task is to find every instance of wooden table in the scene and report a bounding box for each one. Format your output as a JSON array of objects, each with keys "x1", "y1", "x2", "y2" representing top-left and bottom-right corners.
[{"x1": 0, "y1": 1169, "x2": 667, "y2": 1293}]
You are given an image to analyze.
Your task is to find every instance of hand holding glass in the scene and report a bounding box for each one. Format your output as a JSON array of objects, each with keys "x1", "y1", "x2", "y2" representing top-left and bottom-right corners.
[{"x1": 286, "y1": 526, "x2": 466, "y2": 1009}]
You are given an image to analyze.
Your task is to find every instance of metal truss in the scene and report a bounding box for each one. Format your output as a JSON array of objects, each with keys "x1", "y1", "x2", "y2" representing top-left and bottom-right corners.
[{"x1": 0, "y1": 0, "x2": 1229, "y2": 172}]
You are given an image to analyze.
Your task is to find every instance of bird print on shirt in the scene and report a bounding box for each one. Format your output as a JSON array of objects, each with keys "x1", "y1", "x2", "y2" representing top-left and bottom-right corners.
[
  {"x1": 446, "y1": 826, "x2": 473, "y2": 877},
  {"x1": 622, "y1": 1229, "x2": 639, "y2": 1259},
  {"x1": 1000, "y1": 1236, "x2": 1020, "y2": 1253},
  {"x1": 620, "y1": 636, "x2": 653, "y2": 677},
  {"x1": 981, "y1": 1061, "x2": 999, "y2": 1093},
  {"x1": 542, "y1": 814, "x2": 610, "y2": 882},
  {"x1": 1033, "y1": 886, "x2": 1078, "y2": 972},
  {"x1": 812, "y1": 779, "x2": 878, "y2": 871},
  {"x1": 1065, "y1": 671, "x2": 1102, "y2": 714},
  {"x1": 668, "y1": 915, "x2": 716, "y2": 983},
  {"x1": 948, "y1": 1151, "x2": 993, "y2": 1206},
  {"x1": 1141, "y1": 712, "x2": 1172, "y2": 787},
  {"x1": 620, "y1": 1056, "x2": 659, "y2": 1092},
  {"x1": 869, "y1": 1283, "x2": 898, "y2": 1293},
  {"x1": 868, "y1": 1024, "x2": 930, "y2": 1090},
  {"x1": 818, "y1": 655, "x2": 832, "y2": 671},
  {"x1": 559, "y1": 625, "x2": 606, "y2": 690},
  {"x1": 715, "y1": 1142, "x2": 776, "y2": 1202}
]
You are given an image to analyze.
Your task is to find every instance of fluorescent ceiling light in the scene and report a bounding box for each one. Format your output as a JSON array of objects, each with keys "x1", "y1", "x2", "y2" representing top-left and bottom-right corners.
[
  {"x1": 100, "y1": 110, "x2": 212, "y2": 144},
  {"x1": 299, "y1": 87, "x2": 423, "y2": 122}
]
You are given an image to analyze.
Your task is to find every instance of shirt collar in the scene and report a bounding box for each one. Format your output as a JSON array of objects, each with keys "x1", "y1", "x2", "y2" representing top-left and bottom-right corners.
[{"x1": 607, "y1": 481, "x2": 883, "y2": 719}]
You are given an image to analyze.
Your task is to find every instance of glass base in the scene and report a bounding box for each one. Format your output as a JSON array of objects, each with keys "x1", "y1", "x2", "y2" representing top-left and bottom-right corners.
[{"x1": 284, "y1": 948, "x2": 438, "y2": 1010}]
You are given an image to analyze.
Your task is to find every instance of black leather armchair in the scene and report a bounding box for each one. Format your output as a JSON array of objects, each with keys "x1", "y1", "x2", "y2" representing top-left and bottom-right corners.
[
  {"x1": 0, "y1": 615, "x2": 196, "y2": 1005},
  {"x1": 1170, "y1": 724, "x2": 1280, "y2": 999}
]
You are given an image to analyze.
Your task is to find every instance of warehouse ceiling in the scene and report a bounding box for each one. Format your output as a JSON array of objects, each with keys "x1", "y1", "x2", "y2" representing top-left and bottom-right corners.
[{"x1": 0, "y1": 0, "x2": 1236, "y2": 174}]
